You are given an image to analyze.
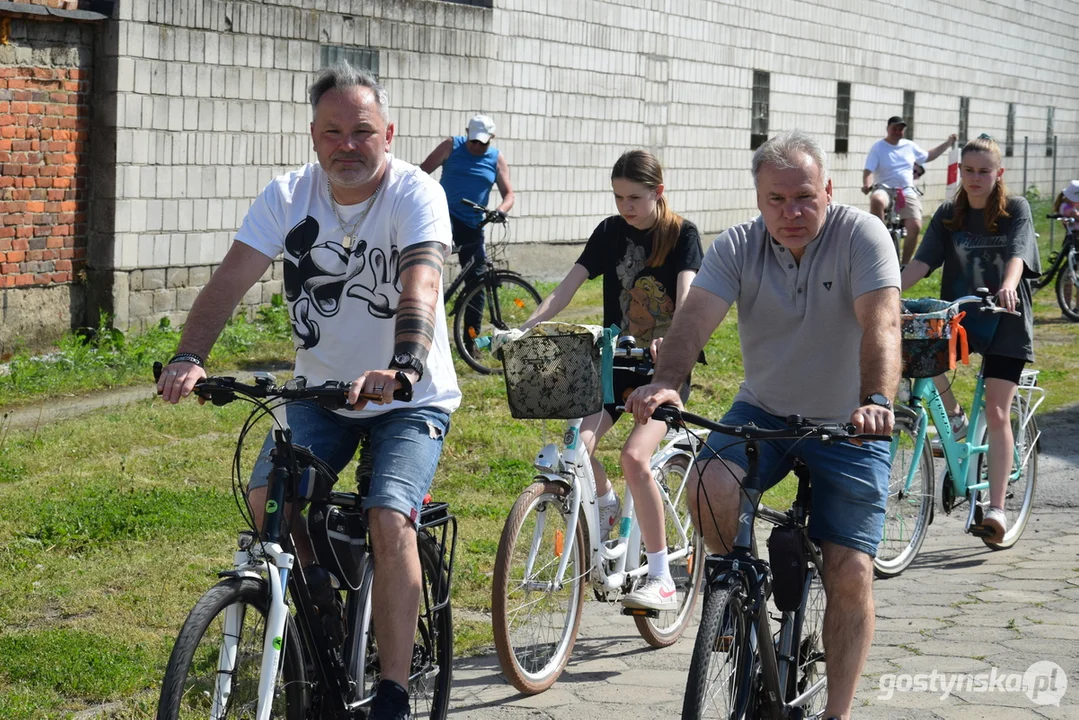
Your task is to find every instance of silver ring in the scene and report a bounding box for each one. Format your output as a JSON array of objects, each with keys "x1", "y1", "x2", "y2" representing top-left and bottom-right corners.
[
  {"x1": 168, "y1": 370, "x2": 178, "y2": 376},
  {"x1": 373, "y1": 385, "x2": 384, "y2": 392}
]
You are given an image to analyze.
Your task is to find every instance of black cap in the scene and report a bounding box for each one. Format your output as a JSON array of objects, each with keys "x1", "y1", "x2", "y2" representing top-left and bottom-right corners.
[{"x1": 887, "y1": 116, "x2": 907, "y2": 127}]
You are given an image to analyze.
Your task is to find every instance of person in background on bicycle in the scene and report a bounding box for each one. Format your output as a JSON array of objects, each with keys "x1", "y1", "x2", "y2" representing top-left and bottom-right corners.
[
  {"x1": 1051, "y1": 179, "x2": 1079, "y2": 227},
  {"x1": 627, "y1": 130, "x2": 901, "y2": 720},
  {"x1": 157, "y1": 62, "x2": 461, "y2": 720},
  {"x1": 863, "y1": 116, "x2": 957, "y2": 266},
  {"x1": 420, "y1": 114, "x2": 515, "y2": 352},
  {"x1": 900, "y1": 134, "x2": 1041, "y2": 543},
  {"x1": 520, "y1": 149, "x2": 703, "y2": 613}
]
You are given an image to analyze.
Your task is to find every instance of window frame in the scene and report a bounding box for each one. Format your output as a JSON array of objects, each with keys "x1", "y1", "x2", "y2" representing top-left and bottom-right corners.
[
  {"x1": 751, "y1": 70, "x2": 770, "y2": 150},
  {"x1": 834, "y1": 81, "x2": 851, "y2": 154}
]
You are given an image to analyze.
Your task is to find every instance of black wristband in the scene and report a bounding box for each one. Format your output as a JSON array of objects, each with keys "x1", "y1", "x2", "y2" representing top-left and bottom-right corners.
[{"x1": 168, "y1": 352, "x2": 205, "y2": 367}]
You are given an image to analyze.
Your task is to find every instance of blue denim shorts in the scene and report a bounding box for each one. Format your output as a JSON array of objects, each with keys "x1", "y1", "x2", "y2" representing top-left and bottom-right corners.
[
  {"x1": 248, "y1": 402, "x2": 450, "y2": 525},
  {"x1": 698, "y1": 402, "x2": 891, "y2": 557}
]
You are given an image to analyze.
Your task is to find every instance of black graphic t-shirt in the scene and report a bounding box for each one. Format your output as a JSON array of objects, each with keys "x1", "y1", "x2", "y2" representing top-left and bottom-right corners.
[
  {"x1": 576, "y1": 215, "x2": 703, "y2": 343},
  {"x1": 915, "y1": 197, "x2": 1042, "y2": 361}
]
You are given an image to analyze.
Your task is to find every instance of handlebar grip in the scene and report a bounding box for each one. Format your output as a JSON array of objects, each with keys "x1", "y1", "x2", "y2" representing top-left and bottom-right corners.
[
  {"x1": 650, "y1": 404, "x2": 683, "y2": 425},
  {"x1": 153, "y1": 361, "x2": 163, "y2": 382},
  {"x1": 1047, "y1": 214, "x2": 1064, "y2": 219}
]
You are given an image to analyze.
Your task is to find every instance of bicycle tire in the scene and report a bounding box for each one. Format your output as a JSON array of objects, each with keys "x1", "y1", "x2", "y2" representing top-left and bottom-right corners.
[
  {"x1": 682, "y1": 581, "x2": 756, "y2": 720},
  {"x1": 453, "y1": 271, "x2": 541, "y2": 374},
  {"x1": 157, "y1": 577, "x2": 308, "y2": 720},
  {"x1": 492, "y1": 480, "x2": 587, "y2": 694},
  {"x1": 1054, "y1": 253, "x2": 1079, "y2": 321},
  {"x1": 786, "y1": 566, "x2": 827, "y2": 715},
  {"x1": 634, "y1": 455, "x2": 706, "y2": 647},
  {"x1": 874, "y1": 407, "x2": 934, "y2": 578},
  {"x1": 978, "y1": 399, "x2": 1038, "y2": 550},
  {"x1": 355, "y1": 532, "x2": 453, "y2": 720}
]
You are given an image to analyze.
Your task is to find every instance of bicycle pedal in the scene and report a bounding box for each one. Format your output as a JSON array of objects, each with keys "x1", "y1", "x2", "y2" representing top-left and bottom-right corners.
[
  {"x1": 968, "y1": 524, "x2": 994, "y2": 538},
  {"x1": 621, "y1": 607, "x2": 659, "y2": 619}
]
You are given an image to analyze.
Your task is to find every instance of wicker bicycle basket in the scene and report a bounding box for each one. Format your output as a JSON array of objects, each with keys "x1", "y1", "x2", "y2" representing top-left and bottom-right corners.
[
  {"x1": 900, "y1": 298, "x2": 967, "y2": 378},
  {"x1": 499, "y1": 331, "x2": 604, "y2": 420}
]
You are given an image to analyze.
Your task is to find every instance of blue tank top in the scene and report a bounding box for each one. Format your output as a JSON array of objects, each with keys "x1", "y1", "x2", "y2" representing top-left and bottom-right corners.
[{"x1": 439, "y1": 136, "x2": 499, "y2": 228}]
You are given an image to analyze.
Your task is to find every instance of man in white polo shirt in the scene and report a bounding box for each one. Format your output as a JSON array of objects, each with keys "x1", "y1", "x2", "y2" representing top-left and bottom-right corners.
[
  {"x1": 626, "y1": 130, "x2": 901, "y2": 720},
  {"x1": 863, "y1": 115, "x2": 956, "y2": 265}
]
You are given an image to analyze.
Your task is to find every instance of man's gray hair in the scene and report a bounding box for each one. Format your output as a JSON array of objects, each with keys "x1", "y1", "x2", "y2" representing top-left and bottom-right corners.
[
  {"x1": 309, "y1": 62, "x2": 390, "y2": 123},
  {"x1": 751, "y1": 129, "x2": 829, "y2": 187}
]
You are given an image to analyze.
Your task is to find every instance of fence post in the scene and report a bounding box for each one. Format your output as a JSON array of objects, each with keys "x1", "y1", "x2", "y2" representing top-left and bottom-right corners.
[
  {"x1": 1022, "y1": 136, "x2": 1028, "y2": 198},
  {"x1": 1050, "y1": 135, "x2": 1059, "y2": 251}
]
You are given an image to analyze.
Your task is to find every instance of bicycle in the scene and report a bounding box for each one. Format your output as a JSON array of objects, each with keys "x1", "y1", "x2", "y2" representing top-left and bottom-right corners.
[
  {"x1": 152, "y1": 364, "x2": 457, "y2": 720},
  {"x1": 870, "y1": 183, "x2": 922, "y2": 261},
  {"x1": 489, "y1": 330, "x2": 705, "y2": 694},
  {"x1": 445, "y1": 198, "x2": 541, "y2": 374},
  {"x1": 874, "y1": 291, "x2": 1043, "y2": 578},
  {"x1": 1032, "y1": 214, "x2": 1078, "y2": 321},
  {"x1": 665, "y1": 406, "x2": 890, "y2": 719}
]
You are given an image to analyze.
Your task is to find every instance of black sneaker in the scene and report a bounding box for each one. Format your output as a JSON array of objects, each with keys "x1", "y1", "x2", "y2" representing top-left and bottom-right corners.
[{"x1": 369, "y1": 679, "x2": 411, "y2": 720}]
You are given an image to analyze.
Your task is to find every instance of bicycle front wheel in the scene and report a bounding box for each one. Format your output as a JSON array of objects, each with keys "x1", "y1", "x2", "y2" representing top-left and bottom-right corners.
[
  {"x1": 682, "y1": 582, "x2": 755, "y2": 720},
  {"x1": 874, "y1": 406, "x2": 934, "y2": 578},
  {"x1": 157, "y1": 578, "x2": 308, "y2": 720},
  {"x1": 978, "y1": 399, "x2": 1038, "y2": 550},
  {"x1": 1055, "y1": 252, "x2": 1079, "y2": 321},
  {"x1": 635, "y1": 455, "x2": 706, "y2": 647},
  {"x1": 454, "y1": 271, "x2": 541, "y2": 374},
  {"x1": 492, "y1": 480, "x2": 587, "y2": 694},
  {"x1": 787, "y1": 566, "x2": 827, "y2": 715}
]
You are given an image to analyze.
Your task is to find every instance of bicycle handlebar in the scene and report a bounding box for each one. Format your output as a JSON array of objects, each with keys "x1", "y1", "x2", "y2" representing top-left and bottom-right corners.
[
  {"x1": 152, "y1": 362, "x2": 411, "y2": 408},
  {"x1": 650, "y1": 404, "x2": 891, "y2": 444},
  {"x1": 460, "y1": 198, "x2": 506, "y2": 229},
  {"x1": 945, "y1": 289, "x2": 1021, "y2": 316}
]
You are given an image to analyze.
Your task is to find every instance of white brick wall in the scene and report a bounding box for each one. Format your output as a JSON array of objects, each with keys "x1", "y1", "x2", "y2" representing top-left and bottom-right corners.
[{"x1": 103, "y1": 0, "x2": 1077, "y2": 289}]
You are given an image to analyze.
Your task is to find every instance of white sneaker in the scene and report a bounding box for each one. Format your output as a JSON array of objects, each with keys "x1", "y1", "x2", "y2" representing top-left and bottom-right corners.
[
  {"x1": 949, "y1": 410, "x2": 968, "y2": 440},
  {"x1": 622, "y1": 575, "x2": 679, "y2": 612},
  {"x1": 982, "y1": 507, "x2": 1007, "y2": 542},
  {"x1": 599, "y1": 495, "x2": 621, "y2": 542}
]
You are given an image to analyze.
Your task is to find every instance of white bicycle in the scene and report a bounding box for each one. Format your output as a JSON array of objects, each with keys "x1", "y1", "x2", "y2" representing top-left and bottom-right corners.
[{"x1": 488, "y1": 328, "x2": 705, "y2": 694}]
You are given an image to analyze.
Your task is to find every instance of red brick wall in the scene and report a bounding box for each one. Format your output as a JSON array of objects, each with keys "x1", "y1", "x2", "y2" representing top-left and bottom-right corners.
[{"x1": 0, "y1": 62, "x2": 91, "y2": 289}]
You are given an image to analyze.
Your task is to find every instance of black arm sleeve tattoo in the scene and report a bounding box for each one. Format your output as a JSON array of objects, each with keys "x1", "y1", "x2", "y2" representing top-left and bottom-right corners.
[{"x1": 394, "y1": 241, "x2": 445, "y2": 364}]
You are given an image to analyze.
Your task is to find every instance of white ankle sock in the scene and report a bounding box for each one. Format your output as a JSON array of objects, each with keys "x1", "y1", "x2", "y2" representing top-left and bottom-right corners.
[
  {"x1": 598, "y1": 487, "x2": 617, "y2": 506},
  {"x1": 646, "y1": 549, "x2": 671, "y2": 581}
]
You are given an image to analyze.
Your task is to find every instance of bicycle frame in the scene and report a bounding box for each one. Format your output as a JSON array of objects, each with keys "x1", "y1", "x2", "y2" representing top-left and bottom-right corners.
[
  {"x1": 898, "y1": 368, "x2": 1044, "y2": 530},
  {"x1": 528, "y1": 419, "x2": 696, "y2": 595}
]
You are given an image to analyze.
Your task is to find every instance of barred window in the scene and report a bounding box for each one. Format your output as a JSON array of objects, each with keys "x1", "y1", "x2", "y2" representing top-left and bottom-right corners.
[
  {"x1": 320, "y1": 45, "x2": 379, "y2": 78},
  {"x1": 751, "y1": 70, "x2": 770, "y2": 150},
  {"x1": 903, "y1": 90, "x2": 915, "y2": 139},
  {"x1": 1046, "y1": 106, "x2": 1055, "y2": 157},
  {"x1": 439, "y1": 0, "x2": 493, "y2": 6},
  {"x1": 834, "y1": 82, "x2": 851, "y2": 154}
]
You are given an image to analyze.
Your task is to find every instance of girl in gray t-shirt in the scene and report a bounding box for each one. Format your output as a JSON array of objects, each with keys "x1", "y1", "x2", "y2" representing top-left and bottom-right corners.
[{"x1": 899, "y1": 134, "x2": 1041, "y2": 543}]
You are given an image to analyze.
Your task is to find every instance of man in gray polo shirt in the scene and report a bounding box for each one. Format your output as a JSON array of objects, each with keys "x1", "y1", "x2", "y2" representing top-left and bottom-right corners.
[{"x1": 626, "y1": 130, "x2": 901, "y2": 719}]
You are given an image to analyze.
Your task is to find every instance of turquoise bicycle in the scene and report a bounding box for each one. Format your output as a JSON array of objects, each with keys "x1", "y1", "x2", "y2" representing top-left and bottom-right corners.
[{"x1": 874, "y1": 291, "x2": 1044, "y2": 578}]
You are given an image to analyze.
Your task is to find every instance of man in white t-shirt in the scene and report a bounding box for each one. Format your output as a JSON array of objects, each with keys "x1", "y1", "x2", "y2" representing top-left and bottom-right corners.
[
  {"x1": 862, "y1": 116, "x2": 957, "y2": 265},
  {"x1": 157, "y1": 63, "x2": 460, "y2": 720}
]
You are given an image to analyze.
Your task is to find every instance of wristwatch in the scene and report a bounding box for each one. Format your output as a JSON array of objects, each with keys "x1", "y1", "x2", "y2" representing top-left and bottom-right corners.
[
  {"x1": 389, "y1": 352, "x2": 424, "y2": 381},
  {"x1": 863, "y1": 392, "x2": 892, "y2": 409}
]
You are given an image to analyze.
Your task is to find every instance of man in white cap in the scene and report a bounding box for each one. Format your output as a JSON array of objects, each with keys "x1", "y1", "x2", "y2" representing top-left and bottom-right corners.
[{"x1": 421, "y1": 115, "x2": 515, "y2": 346}]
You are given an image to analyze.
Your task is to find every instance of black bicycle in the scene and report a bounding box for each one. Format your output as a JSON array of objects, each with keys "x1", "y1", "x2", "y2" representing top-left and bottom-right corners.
[
  {"x1": 153, "y1": 365, "x2": 457, "y2": 720},
  {"x1": 447, "y1": 199, "x2": 541, "y2": 374},
  {"x1": 656, "y1": 407, "x2": 888, "y2": 720},
  {"x1": 1034, "y1": 214, "x2": 1078, "y2": 321}
]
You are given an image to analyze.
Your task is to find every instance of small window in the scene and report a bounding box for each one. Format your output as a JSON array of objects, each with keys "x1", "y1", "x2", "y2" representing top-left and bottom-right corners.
[
  {"x1": 1046, "y1": 106, "x2": 1055, "y2": 157},
  {"x1": 902, "y1": 90, "x2": 916, "y2": 139},
  {"x1": 1005, "y1": 103, "x2": 1016, "y2": 157},
  {"x1": 834, "y1": 82, "x2": 851, "y2": 154},
  {"x1": 751, "y1": 70, "x2": 770, "y2": 150},
  {"x1": 320, "y1": 45, "x2": 379, "y2": 77},
  {"x1": 958, "y1": 97, "x2": 969, "y2": 145},
  {"x1": 439, "y1": 0, "x2": 493, "y2": 6}
]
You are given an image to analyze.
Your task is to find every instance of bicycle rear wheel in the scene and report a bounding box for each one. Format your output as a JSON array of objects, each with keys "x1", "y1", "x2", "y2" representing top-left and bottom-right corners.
[
  {"x1": 492, "y1": 480, "x2": 587, "y2": 694},
  {"x1": 453, "y1": 271, "x2": 541, "y2": 374},
  {"x1": 635, "y1": 455, "x2": 705, "y2": 647},
  {"x1": 874, "y1": 406, "x2": 934, "y2": 578},
  {"x1": 157, "y1": 578, "x2": 308, "y2": 720},
  {"x1": 682, "y1": 582, "x2": 755, "y2": 720},
  {"x1": 978, "y1": 397, "x2": 1038, "y2": 550},
  {"x1": 1055, "y1": 252, "x2": 1079, "y2": 321},
  {"x1": 357, "y1": 532, "x2": 453, "y2": 720},
  {"x1": 787, "y1": 566, "x2": 827, "y2": 715}
]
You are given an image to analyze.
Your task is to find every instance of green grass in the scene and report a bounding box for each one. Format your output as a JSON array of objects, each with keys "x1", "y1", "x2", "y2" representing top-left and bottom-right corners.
[{"x1": 0, "y1": 223, "x2": 1077, "y2": 716}]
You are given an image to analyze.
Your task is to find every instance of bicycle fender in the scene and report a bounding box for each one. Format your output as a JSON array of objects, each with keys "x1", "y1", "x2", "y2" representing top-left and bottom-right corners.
[
  {"x1": 218, "y1": 569, "x2": 265, "y2": 582},
  {"x1": 533, "y1": 473, "x2": 572, "y2": 493}
]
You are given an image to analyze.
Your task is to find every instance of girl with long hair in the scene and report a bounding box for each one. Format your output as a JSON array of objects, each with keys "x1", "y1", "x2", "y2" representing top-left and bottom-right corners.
[
  {"x1": 900, "y1": 134, "x2": 1041, "y2": 542},
  {"x1": 520, "y1": 149, "x2": 702, "y2": 611}
]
